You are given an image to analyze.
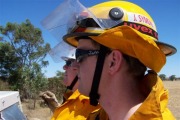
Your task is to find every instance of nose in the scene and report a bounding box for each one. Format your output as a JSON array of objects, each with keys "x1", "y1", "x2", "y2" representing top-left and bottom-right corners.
[{"x1": 63, "y1": 65, "x2": 68, "y2": 70}]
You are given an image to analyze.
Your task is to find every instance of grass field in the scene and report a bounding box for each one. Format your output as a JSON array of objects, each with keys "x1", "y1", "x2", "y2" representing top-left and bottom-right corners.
[
  {"x1": 164, "y1": 81, "x2": 180, "y2": 120},
  {"x1": 23, "y1": 81, "x2": 180, "y2": 120}
]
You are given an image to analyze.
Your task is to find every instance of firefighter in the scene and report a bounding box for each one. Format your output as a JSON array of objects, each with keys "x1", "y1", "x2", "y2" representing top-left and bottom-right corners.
[
  {"x1": 43, "y1": 0, "x2": 177, "y2": 120},
  {"x1": 42, "y1": 0, "x2": 176, "y2": 119},
  {"x1": 40, "y1": 49, "x2": 100, "y2": 120},
  {"x1": 40, "y1": 54, "x2": 78, "y2": 112}
]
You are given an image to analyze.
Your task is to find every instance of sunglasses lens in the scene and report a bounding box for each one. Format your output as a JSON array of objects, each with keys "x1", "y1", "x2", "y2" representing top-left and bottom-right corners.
[
  {"x1": 66, "y1": 60, "x2": 72, "y2": 66},
  {"x1": 77, "y1": 55, "x2": 85, "y2": 63},
  {"x1": 75, "y1": 49, "x2": 81, "y2": 59},
  {"x1": 75, "y1": 49, "x2": 100, "y2": 63},
  {"x1": 75, "y1": 49, "x2": 86, "y2": 63}
]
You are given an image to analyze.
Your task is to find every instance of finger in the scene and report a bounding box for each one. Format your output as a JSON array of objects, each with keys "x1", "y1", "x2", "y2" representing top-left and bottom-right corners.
[
  {"x1": 39, "y1": 91, "x2": 46, "y2": 97},
  {"x1": 46, "y1": 91, "x2": 55, "y2": 97}
]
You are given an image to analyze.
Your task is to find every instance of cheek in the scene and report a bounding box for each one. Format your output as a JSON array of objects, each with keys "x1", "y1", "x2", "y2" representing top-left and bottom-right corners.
[
  {"x1": 80, "y1": 58, "x2": 96, "y2": 79},
  {"x1": 79, "y1": 57, "x2": 97, "y2": 94},
  {"x1": 68, "y1": 69, "x2": 77, "y2": 81}
]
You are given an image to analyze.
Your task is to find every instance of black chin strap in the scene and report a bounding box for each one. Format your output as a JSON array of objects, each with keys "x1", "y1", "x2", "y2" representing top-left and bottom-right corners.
[
  {"x1": 89, "y1": 45, "x2": 109, "y2": 106},
  {"x1": 66, "y1": 76, "x2": 78, "y2": 91}
]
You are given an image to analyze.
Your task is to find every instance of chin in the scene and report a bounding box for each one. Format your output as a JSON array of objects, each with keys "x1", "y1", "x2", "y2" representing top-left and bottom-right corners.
[
  {"x1": 78, "y1": 87, "x2": 89, "y2": 96},
  {"x1": 78, "y1": 87, "x2": 84, "y2": 94}
]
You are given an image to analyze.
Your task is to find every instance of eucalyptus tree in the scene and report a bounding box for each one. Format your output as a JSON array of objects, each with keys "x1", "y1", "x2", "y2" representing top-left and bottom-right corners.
[{"x1": 0, "y1": 19, "x2": 50, "y2": 99}]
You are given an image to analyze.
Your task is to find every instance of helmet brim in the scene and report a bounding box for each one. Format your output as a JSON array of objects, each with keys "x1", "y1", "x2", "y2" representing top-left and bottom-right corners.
[
  {"x1": 63, "y1": 31, "x2": 177, "y2": 57},
  {"x1": 61, "y1": 56, "x2": 75, "y2": 61},
  {"x1": 63, "y1": 26, "x2": 177, "y2": 72},
  {"x1": 156, "y1": 41, "x2": 177, "y2": 56}
]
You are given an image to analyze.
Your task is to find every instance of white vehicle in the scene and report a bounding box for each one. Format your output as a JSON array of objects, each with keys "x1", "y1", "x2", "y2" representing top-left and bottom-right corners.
[{"x1": 0, "y1": 91, "x2": 26, "y2": 120}]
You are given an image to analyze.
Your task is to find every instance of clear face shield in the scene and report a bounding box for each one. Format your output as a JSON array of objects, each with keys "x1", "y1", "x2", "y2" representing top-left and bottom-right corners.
[
  {"x1": 42, "y1": 0, "x2": 125, "y2": 40},
  {"x1": 48, "y1": 42, "x2": 76, "y2": 62},
  {"x1": 41, "y1": 0, "x2": 96, "y2": 41},
  {"x1": 41, "y1": 0, "x2": 124, "y2": 62}
]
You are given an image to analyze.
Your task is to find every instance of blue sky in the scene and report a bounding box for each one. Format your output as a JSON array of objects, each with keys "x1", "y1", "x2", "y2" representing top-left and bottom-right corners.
[{"x1": 0, "y1": 0, "x2": 179, "y2": 78}]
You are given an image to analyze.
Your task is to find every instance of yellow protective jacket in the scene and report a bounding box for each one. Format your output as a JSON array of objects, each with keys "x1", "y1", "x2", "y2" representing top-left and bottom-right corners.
[
  {"x1": 87, "y1": 71, "x2": 175, "y2": 120},
  {"x1": 51, "y1": 90, "x2": 100, "y2": 120},
  {"x1": 62, "y1": 90, "x2": 73, "y2": 104}
]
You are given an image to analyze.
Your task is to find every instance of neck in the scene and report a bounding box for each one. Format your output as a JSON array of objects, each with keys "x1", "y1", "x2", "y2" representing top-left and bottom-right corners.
[
  {"x1": 99, "y1": 74, "x2": 145, "y2": 120},
  {"x1": 72, "y1": 82, "x2": 79, "y2": 92}
]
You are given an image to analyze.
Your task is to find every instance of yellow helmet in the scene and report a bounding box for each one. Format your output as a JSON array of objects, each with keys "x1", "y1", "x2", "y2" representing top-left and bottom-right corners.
[
  {"x1": 64, "y1": 1, "x2": 177, "y2": 72},
  {"x1": 42, "y1": 0, "x2": 177, "y2": 72},
  {"x1": 66, "y1": 1, "x2": 158, "y2": 43},
  {"x1": 64, "y1": 1, "x2": 176, "y2": 54}
]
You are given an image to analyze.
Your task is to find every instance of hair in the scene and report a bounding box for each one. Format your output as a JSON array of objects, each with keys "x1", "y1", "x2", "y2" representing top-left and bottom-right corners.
[
  {"x1": 123, "y1": 54, "x2": 147, "y2": 80},
  {"x1": 75, "y1": 36, "x2": 100, "y2": 49}
]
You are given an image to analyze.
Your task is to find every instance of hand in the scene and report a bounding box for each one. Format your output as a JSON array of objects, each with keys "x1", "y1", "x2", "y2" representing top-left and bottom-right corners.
[{"x1": 39, "y1": 91, "x2": 60, "y2": 112}]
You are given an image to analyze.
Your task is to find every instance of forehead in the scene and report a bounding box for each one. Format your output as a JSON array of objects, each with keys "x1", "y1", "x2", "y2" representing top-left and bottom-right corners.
[{"x1": 77, "y1": 39, "x2": 97, "y2": 50}]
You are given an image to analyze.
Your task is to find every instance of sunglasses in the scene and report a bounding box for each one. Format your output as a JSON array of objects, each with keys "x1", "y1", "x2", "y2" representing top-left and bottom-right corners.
[
  {"x1": 75, "y1": 49, "x2": 100, "y2": 63},
  {"x1": 65, "y1": 59, "x2": 75, "y2": 67}
]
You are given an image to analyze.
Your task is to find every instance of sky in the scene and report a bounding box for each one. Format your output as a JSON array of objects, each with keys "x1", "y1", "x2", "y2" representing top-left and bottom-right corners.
[{"x1": 0, "y1": 0, "x2": 180, "y2": 78}]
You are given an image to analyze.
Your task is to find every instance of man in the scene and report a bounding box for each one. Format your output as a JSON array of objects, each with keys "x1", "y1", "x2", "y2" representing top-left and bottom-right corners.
[
  {"x1": 42, "y1": 0, "x2": 177, "y2": 119},
  {"x1": 61, "y1": 56, "x2": 79, "y2": 101},
  {"x1": 40, "y1": 55, "x2": 78, "y2": 112},
  {"x1": 40, "y1": 52, "x2": 100, "y2": 120}
]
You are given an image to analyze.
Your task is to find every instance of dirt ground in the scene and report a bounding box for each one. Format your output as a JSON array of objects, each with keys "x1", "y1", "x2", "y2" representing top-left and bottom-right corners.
[
  {"x1": 22, "y1": 101, "x2": 52, "y2": 120},
  {"x1": 164, "y1": 81, "x2": 180, "y2": 120},
  {"x1": 22, "y1": 81, "x2": 180, "y2": 120}
]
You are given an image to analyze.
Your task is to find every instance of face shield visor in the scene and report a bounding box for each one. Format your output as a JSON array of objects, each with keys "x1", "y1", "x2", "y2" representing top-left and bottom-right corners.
[
  {"x1": 41, "y1": 0, "x2": 125, "y2": 62},
  {"x1": 41, "y1": 0, "x2": 125, "y2": 42},
  {"x1": 49, "y1": 41, "x2": 75, "y2": 63}
]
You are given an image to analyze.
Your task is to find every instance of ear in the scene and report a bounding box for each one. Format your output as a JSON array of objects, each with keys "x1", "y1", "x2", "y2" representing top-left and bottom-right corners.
[{"x1": 108, "y1": 50, "x2": 123, "y2": 74}]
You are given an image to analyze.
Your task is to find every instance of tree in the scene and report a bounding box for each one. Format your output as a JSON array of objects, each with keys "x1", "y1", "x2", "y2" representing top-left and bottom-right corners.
[
  {"x1": 0, "y1": 42, "x2": 20, "y2": 78},
  {"x1": 159, "y1": 74, "x2": 166, "y2": 80},
  {"x1": 0, "y1": 19, "x2": 51, "y2": 100},
  {"x1": 21, "y1": 63, "x2": 49, "y2": 109},
  {"x1": 56, "y1": 70, "x2": 65, "y2": 78},
  {"x1": 169, "y1": 75, "x2": 176, "y2": 81},
  {"x1": 0, "y1": 19, "x2": 50, "y2": 68},
  {"x1": 48, "y1": 71, "x2": 65, "y2": 100}
]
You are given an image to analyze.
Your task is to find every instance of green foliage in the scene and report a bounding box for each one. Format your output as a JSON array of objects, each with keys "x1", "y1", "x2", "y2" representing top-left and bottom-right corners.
[
  {"x1": 47, "y1": 71, "x2": 66, "y2": 100},
  {"x1": 0, "y1": 42, "x2": 20, "y2": 77},
  {"x1": 159, "y1": 74, "x2": 166, "y2": 80},
  {"x1": 19, "y1": 64, "x2": 49, "y2": 99},
  {"x1": 169, "y1": 75, "x2": 176, "y2": 81},
  {"x1": 0, "y1": 79, "x2": 10, "y2": 90},
  {"x1": 56, "y1": 70, "x2": 64, "y2": 79},
  {"x1": 0, "y1": 19, "x2": 51, "y2": 100},
  {"x1": 0, "y1": 19, "x2": 50, "y2": 68}
]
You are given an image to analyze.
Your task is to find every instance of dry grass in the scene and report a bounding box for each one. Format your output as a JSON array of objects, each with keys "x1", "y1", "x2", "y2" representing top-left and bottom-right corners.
[
  {"x1": 163, "y1": 81, "x2": 180, "y2": 120},
  {"x1": 22, "y1": 100, "x2": 52, "y2": 120},
  {"x1": 22, "y1": 81, "x2": 180, "y2": 120}
]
